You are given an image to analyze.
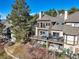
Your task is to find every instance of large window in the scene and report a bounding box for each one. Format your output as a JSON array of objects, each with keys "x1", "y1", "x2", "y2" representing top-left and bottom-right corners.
[
  {"x1": 64, "y1": 35, "x2": 78, "y2": 45},
  {"x1": 46, "y1": 23, "x2": 50, "y2": 26},
  {"x1": 40, "y1": 31, "x2": 45, "y2": 35},
  {"x1": 42, "y1": 23, "x2": 45, "y2": 28},
  {"x1": 41, "y1": 23, "x2": 45, "y2": 28},
  {"x1": 37, "y1": 23, "x2": 39, "y2": 27},
  {"x1": 53, "y1": 32, "x2": 59, "y2": 38},
  {"x1": 41, "y1": 23, "x2": 42, "y2": 28},
  {"x1": 66, "y1": 36, "x2": 74, "y2": 44}
]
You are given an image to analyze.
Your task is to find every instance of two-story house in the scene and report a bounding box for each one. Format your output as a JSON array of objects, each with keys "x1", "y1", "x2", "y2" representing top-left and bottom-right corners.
[
  {"x1": 36, "y1": 12, "x2": 64, "y2": 38},
  {"x1": 34, "y1": 12, "x2": 64, "y2": 51}
]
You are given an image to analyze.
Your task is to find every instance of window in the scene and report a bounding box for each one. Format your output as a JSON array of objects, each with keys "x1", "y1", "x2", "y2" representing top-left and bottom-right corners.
[
  {"x1": 42, "y1": 23, "x2": 45, "y2": 28},
  {"x1": 40, "y1": 31, "x2": 45, "y2": 35},
  {"x1": 66, "y1": 36, "x2": 74, "y2": 45},
  {"x1": 41, "y1": 23, "x2": 45, "y2": 28},
  {"x1": 65, "y1": 35, "x2": 78, "y2": 45},
  {"x1": 52, "y1": 22, "x2": 55, "y2": 25},
  {"x1": 37, "y1": 23, "x2": 39, "y2": 27},
  {"x1": 62, "y1": 23, "x2": 64, "y2": 25},
  {"x1": 53, "y1": 32, "x2": 59, "y2": 37},
  {"x1": 56, "y1": 23, "x2": 59, "y2": 25},
  {"x1": 41, "y1": 23, "x2": 42, "y2": 28}
]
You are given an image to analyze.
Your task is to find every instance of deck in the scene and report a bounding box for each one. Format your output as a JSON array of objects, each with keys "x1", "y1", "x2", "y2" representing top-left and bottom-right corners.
[{"x1": 30, "y1": 36, "x2": 64, "y2": 45}]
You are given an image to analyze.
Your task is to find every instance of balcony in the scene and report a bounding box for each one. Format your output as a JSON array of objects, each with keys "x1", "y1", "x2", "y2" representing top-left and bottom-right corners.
[
  {"x1": 31, "y1": 35, "x2": 64, "y2": 45},
  {"x1": 48, "y1": 36, "x2": 64, "y2": 44}
]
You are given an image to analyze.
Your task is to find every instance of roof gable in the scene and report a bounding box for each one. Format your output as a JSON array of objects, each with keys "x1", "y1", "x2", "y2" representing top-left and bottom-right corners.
[{"x1": 37, "y1": 14, "x2": 64, "y2": 23}]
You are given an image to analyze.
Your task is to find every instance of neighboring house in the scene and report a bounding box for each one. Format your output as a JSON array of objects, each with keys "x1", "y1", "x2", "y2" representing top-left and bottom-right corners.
[
  {"x1": 2, "y1": 20, "x2": 16, "y2": 43},
  {"x1": 3, "y1": 27, "x2": 11, "y2": 40},
  {"x1": 64, "y1": 12, "x2": 79, "y2": 53}
]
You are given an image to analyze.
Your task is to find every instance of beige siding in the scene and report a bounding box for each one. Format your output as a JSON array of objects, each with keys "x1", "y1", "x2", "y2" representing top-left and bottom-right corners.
[{"x1": 66, "y1": 23, "x2": 79, "y2": 27}]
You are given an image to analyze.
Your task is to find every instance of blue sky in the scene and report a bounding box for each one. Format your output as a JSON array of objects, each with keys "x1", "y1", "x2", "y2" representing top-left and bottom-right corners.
[{"x1": 0, "y1": 0, "x2": 79, "y2": 19}]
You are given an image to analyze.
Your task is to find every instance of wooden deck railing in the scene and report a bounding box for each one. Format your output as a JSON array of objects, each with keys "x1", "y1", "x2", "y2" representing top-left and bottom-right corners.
[{"x1": 30, "y1": 36, "x2": 64, "y2": 45}]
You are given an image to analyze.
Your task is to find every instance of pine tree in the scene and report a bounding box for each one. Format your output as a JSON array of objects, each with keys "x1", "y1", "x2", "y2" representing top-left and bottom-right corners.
[
  {"x1": 7, "y1": 0, "x2": 32, "y2": 42},
  {"x1": 45, "y1": 9, "x2": 57, "y2": 17},
  {"x1": 69, "y1": 7, "x2": 79, "y2": 14}
]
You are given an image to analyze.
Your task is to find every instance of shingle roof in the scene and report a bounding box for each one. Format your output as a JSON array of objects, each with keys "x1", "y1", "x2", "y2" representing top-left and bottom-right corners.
[
  {"x1": 37, "y1": 14, "x2": 64, "y2": 23},
  {"x1": 37, "y1": 12, "x2": 79, "y2": 35},
  {"x1": 51, "y1": 25, "x2": 63, "y2": 31},
  {"x1": 37, "y1": 15, "x2": 54, "y2": 21},
  {"x1": 65, "y1": 12, "x2": 79, "y2": 23},
  {"x1": 51, "y1": 24, "x2": 79, "y2": 35},
  {"x1": 63, "y1": 25, "x2": 79, "y2": 35},
  {"x1": 52, "y1": 15, "x2": 64, "y2": 23}
]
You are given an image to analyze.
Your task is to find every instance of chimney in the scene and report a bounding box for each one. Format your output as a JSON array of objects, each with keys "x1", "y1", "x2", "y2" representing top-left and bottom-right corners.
[
  {"x1": 64, "y1": 11, "x2": 68, "y2": 20},
  {"x1": 39, "y1": 12, "x2": 43, "y2": 19},
  {"x1": 56, "y1": 10, "x2": 59, "y2": 16}
]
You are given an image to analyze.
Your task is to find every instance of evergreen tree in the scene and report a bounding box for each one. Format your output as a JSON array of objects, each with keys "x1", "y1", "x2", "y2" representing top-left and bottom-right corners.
[
  {"x1": 58, "y1": 9, "x2": 65, "y2": 14},
  {"x1": 7, "y1": 0, "x2": 32, "y2": 42},
  {"x1": 69, "y1": 7, "x2": 79, "y2": 14},
  {"x1": 45, "y1": 9, "x2": 57, "y2": 17}
]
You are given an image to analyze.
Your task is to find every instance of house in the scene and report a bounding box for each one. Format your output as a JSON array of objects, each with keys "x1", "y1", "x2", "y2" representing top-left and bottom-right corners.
[
  {"x1": 64, "y1": 12, "x2": 79, "y2": 53},
  {"x1": 35, "y1": 12, "x2": 64, "y2": 38},
  {"x1": 65, "y1": 12, "x2": 79, "y2": 27},
  {"x1": 34, "y1": 11, "x2": 65, "y2": 51},
  {"x1": 1, "y1": 20, "x2": 16, "y2": 43}
]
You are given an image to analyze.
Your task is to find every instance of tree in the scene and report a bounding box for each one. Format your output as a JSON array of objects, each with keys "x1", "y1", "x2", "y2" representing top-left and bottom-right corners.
[
  {"x1": 45, "y1": 9, "x2": 57, "y2": 17},
  {"x1": 69, "y1": 7, "x2": 79, "y2": 14},
  {"x1": 58, "y1": 9, "x2": 65, "y2": 14},
  {"x1": 45, "y1": 9, "x2": 65, "y2": 17},
  {"x1": 7, "y1": 0, "x2": 32, "y2": 42}
]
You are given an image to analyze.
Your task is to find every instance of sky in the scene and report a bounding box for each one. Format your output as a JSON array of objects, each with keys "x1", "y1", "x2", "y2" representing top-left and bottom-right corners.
[{"x1": 0, "y1": 0, "x2": 79, "y2": 19}]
